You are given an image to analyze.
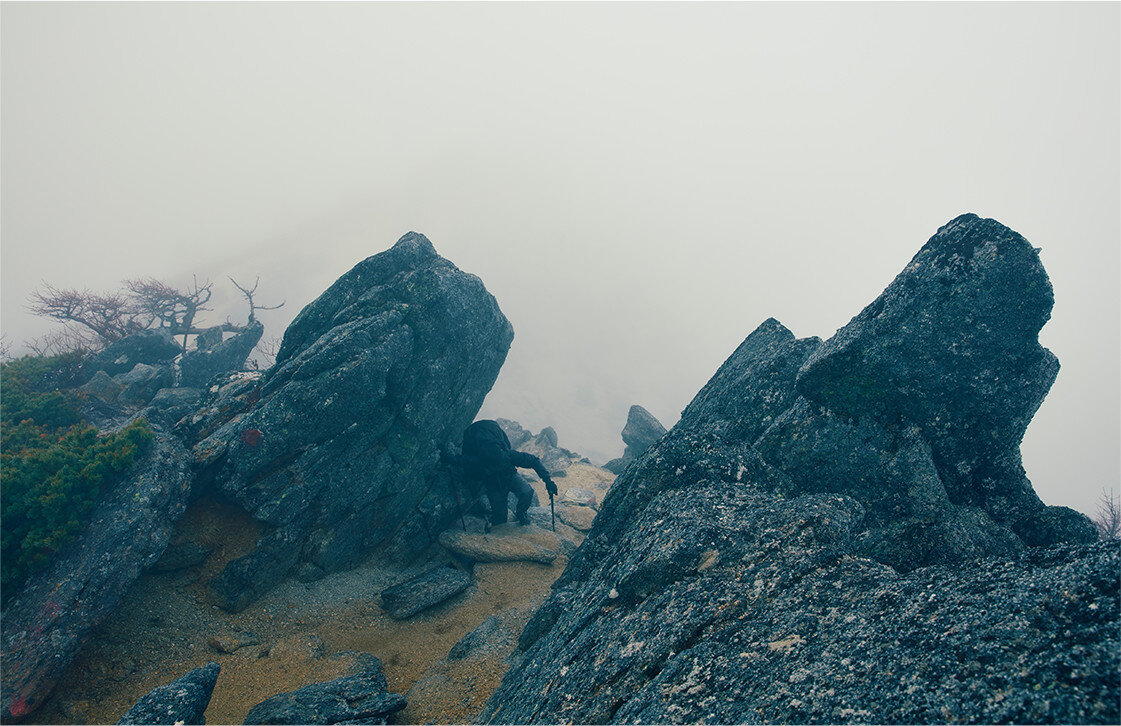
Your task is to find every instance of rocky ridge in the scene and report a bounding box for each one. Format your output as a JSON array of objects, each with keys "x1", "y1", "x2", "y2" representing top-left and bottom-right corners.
[{"x1": 480, "y1": 214, "x2": 1115, "y2": 724}]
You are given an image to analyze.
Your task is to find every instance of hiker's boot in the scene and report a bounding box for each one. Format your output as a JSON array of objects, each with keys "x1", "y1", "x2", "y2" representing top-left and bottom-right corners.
[{"x1": 517, "y1": 510, "x2": 531, "y2": 526}]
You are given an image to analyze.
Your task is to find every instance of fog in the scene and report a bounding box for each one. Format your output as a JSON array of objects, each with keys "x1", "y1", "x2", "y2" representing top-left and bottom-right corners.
[{"x1": 2, "y1": 2, "x2": 1117, "y2": 517}]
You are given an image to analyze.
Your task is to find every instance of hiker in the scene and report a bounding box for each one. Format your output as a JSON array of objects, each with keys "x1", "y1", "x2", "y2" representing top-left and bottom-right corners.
[{"x1": 443, "y1": 419, "x2": 558, "y2": 526}]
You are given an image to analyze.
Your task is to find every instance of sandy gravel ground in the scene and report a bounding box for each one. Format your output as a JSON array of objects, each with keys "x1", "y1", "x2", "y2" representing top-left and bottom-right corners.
[{"x1": 28, "y1": 463, "x2": 613, "y2": 725}]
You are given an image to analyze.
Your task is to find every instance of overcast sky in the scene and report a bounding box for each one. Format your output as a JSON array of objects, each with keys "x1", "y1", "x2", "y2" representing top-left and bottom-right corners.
[{"x1": 2, "y1": 2, "x2": 1117, "y2": 517}]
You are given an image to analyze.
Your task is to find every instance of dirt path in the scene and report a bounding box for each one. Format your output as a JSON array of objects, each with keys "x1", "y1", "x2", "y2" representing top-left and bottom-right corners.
[{"x1": 29, "y1": 464, "x2": 612, "y2": 725}]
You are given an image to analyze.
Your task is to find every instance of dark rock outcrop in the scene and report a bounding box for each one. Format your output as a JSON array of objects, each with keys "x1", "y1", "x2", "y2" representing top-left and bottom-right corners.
[
  {"x1": 480, "y1": 214, "x2": 1115, "y2": 724},
  {"x1": 86, "y1": 330, "x2": 182, "y2": 377},
  {"x1": 116, "y1": 662, "x2": 220, "y2": 725},
  {"x1": 380, "y1": 566, "x2": 474, "y2": 619},
  {"x1": 243, "y1": 653, "x2": 406, "y2": 725},
  {"x1": 195, "y1": 233, "x2": 513, "y2": 611},
  {"x1": 1, "y1": 418, "x2": 192, "y2": 720},
  {"x1": 178, "y1": 320, "x2": 264, "y2": 388},
  {"x1": 604, "y1": 404, "x2": 668, "y2": 474}
]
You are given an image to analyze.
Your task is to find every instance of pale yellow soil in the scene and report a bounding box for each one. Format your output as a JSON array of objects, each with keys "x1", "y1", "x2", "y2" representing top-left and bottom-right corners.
[{"x1": 29, "y1": 464, "x2": 614, "y2": 725}]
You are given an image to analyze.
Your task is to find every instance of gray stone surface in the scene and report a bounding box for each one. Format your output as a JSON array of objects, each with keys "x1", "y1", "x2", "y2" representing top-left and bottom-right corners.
[
  {"x1": 178, "y1": 321, "x2": 263, "y2": 388},
  {"x1": 243, "y1": 653, "x2": 406, "y2": 725},
  {"x1": 438, "y1": 529, "x2": 558, "y2": 565},
  {"x1": 117, "y1": 661, "x2": 220, "y2": 725},
  {"x1": 380, "y1": 566, "x2": 474, "y2": 619},
  {"x1": 193, "y1": 232, "x2": 512, "y2": 611},
  {"x1": 115, "y1": 363, "x2": 174, "y2": 407},
  {"x1": 78, "y1": 370, "x2": 123, "y2": 403},
  {"x1": 620, "y1": 404, "x2": 667, "y2": 458},
  {"x1": 2, "y1": 418, "x2": 192, "y2": 720},
  {"x1": 479, "y1": 214, "x2": 1116, "y2": 725}
]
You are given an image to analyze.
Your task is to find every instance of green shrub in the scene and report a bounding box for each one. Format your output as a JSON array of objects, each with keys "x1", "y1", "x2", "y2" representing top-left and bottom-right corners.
[{"x1": 1, "y1": 355, "x2": 153, "y2": 593}]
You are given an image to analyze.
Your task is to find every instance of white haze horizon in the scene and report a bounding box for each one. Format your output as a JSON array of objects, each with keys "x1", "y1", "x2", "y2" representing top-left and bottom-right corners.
[{"x1": 2, "y1": 2, "x2": 1118, "y2": 519}]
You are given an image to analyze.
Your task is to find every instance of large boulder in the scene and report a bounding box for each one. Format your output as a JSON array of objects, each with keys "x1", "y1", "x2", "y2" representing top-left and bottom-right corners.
[
  {"x1": 116, "y1": 662, "x2": 220, "y2": 725},
  {"x1": 495, "y1": 419, "x2": 589, "y2": 474},
  {"x1": 1, "y1": 418, "x2": 192, "y2": 720},
  {"x1": 178, "y1": 320, "x2": 264, "y2": 388},
  {"x1": 194, "y1": 232, "x2": 513, "y2": 611},
  {"x1": 480, "y1": 214, "x2": 1116, "y2": 724},
  {"x1": 243, "y1": 653, "x2": 406, "y2": 725}
]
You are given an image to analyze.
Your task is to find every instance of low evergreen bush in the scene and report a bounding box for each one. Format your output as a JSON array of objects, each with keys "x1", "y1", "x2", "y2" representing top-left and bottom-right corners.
[{"x1": 1, "y1": 355, "x2": 153, "y2": 593}]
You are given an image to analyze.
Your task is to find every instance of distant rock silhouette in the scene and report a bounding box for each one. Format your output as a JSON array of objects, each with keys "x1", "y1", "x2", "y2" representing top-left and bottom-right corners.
[
  {"x1": 495, "y1": 418, "x2": 589, "y2": 475},
  {"x1": 604, "y1": 405, "x2": 666, "y2": 474},
  {"x1": 480, "y1": 214, "x2": 1116, "y2": 724},
  {"x1": 194, "y1": 232, "x2": 512, "y2": 611}
]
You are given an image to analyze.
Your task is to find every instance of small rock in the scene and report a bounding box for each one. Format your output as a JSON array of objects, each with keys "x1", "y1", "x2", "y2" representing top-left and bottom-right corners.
[
  {"x1": 117, "y1": 662, "x2": 220, "y2": 725},
  {"x1": 294, "y1": 562, "x2": 326, "y2": 583},
  {"x1": 78, "y1": 370, "x2": 123, "y2": 403},
  {"x1": 242, "y1": 656, "x2": 406, "y2": 725},
  {"x1": 208, "y1": 631, "x2": 260, "y2": 654},
  {"x1": 380, "y1": 566, "x2": 474, "y2": 619},
  {"x1": 563, "y1": 487, "x2": 598, "y2": 508}
]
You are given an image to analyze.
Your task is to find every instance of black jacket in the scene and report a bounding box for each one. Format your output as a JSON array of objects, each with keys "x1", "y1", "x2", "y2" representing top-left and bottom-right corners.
[{"x1": 455, "y1": 419, "x2": 553, "y2": 487}]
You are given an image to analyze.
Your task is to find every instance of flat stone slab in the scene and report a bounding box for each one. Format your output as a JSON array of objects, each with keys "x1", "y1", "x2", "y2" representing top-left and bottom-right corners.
[
  {"x1": 562, "y1": 487, "x2": 598, "y2": 508},
  {"x1": 380, "y1": 567, "x2": 473, "y2": 620},
  {"x1": 438, "y1": 530, "x2": 557, "y2": 565},
  {"x1": 556, "y1": 505, "x2": 597, "y2": 531}
]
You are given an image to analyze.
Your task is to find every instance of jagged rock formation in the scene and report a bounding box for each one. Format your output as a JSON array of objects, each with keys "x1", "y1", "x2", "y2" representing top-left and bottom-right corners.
[
  {"x1": 242, "y1": 652, "x2": 406, "y2": 724},
  {"x1": 480, "y1": 214, "x2": 1115, "y2": 724},
  {"x1": 495, "y1": 418, "x2": 589, "y2": 474},
  {"x1": 193, "y1": 232, "x2": 513, "y2": 611},
  {"x1": 1, "y1": 418, "x2": 192, "y2": 721},
  {"x1": 604, "y1": 405, "x2": 667, "y2": 474},
  {"x1": 178, "y1": 320, "x2": 264, "y2": 388},
  {"x1": 116, "y1": 662, "x2": 220, "y2": 725}
]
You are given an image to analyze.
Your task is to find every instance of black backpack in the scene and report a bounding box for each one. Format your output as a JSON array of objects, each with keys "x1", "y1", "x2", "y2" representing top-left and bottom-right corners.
[{"x1": 461, "y1": 420, "x2": 514, "y2": 479}]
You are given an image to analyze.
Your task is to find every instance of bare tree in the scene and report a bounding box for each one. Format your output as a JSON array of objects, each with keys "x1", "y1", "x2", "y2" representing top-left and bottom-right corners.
[
  {"x1": 27, "y1": 276, "x2": 278, "y2": 354},
  {"x1": 27, "y1": 284, "x2": 143, "y2": 344},
  {"x1": 125, "y1": 276, "x2": 215, "y2": 351},
  {"x1": 229, "y1": 277, "x2": 285, "y2": 324},
  {"x1": 1093, "y1": 488, "x2": 1120, "y2": 541},
  {"x1": 0, "y1": 334, "x2": 12, "y2": 362},
  {"x1": 25, "y1": 326, "x2": 101, "y2": 357},
  {"x1": 251, "y1": 335, "x2": 284, "y2": 370}
]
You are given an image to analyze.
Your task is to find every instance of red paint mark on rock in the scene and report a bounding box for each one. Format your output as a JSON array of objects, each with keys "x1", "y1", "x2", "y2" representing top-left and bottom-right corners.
[
  {"x1": 241, "y1": 428, "x2": 263, "y2": 447},
  {"x1": 9, "y1": 695, "x2": 31, "y2": 718}
]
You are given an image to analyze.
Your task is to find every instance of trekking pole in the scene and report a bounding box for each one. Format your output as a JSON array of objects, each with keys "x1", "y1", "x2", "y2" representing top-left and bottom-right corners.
[
  {"x1": 448, "y1": 477, "x2": 467, "y2": 532},
  {"x1": 549, "y1": 491, "x2": 556, "y2": 532}
]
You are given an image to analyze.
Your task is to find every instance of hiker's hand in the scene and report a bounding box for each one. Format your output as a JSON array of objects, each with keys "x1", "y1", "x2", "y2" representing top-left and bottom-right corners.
[{"x1": 545, "y1": 480, "x2": 558, "y2": 497}]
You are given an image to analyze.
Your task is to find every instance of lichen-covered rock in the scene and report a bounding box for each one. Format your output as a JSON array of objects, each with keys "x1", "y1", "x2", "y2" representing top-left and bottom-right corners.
[
  {"x1": 86, "y1": 330, "x2": 182, "y2": 377},
  {"x1": 115, "y1": 363, "x2": 174, "y2": 407},
  {"x1": 379, "y1": 566, "x2": 474, "y2": 620},
  {"x1": 480, "y1": 214, "x2": 1116, "y2": 724},
  {"x1": 243, "y1": 653, "x2": 406, "y2": 725},
  {"x1": 1, "y1": 418, "x2": 192, "y2": 720},
  {"x1": 194, "y1": 232, "x2": 512, "y2": 610},
  {"x1": 78, "y1": 369, "x2": 123, "y2": 403},
  {"x1": 116, "y1": 662, "x2": 220, "y2": 725},
  {"x1": 178, "y1": 320, "x2": 263, "y2": 388},
  {"x1": 796, "y1": 213, "x2": 1086, "y2": 545}
]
